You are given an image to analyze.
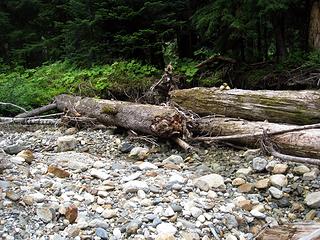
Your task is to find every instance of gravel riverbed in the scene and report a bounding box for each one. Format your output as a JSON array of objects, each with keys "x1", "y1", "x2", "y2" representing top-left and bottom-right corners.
[{"x1": 0, "y1": 125, "x2": 319, "y2": 240}]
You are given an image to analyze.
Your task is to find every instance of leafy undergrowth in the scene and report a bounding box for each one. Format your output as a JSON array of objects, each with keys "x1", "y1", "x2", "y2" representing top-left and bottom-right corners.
[{"x1": 0, "y1": 60, "x2": 159, "y2": 115}]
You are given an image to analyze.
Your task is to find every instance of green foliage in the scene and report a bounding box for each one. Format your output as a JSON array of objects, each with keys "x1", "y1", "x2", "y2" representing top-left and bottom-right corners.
[
  {"x1": 175, "y1": 59, "x2": 198, "y2": 82},
  {"x1": 0, "y1": 60, "x2": 159, "y2": 115}
]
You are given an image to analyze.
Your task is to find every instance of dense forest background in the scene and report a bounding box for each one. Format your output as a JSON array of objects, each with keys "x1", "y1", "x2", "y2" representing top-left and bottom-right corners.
[{"x1": 1, "y1": 0, "x2": 320, "y2": 114}]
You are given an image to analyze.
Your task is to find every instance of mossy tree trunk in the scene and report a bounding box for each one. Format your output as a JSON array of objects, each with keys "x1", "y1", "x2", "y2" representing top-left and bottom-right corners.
[
  {"x1": 55, "y1": 94, "x2": 185, "y2": 138},
  {"x1": 309, "y1": 0, "x2": 320, "y2": 49},
  {"x1": 170, "y1": 88, "x2": 320, "y2": 125},
  {"x1": 192, "y1": 117, "x2": 320, "y2": 158}
]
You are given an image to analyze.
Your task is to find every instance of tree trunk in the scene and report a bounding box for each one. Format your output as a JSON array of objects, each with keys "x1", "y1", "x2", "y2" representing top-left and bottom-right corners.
[
  {"x1": 191, "y1": 117, "x2": 320, "y2": 158},
  {"x1": 257, "y1": 223, "x2": 320, "y2": 240},
  {"x1": 309, "y1": 0, "x2": 320, "y2": 49},
  {"x1": 55, "y1": 94, "x2": 185, "y2": 138},
  {"x1": 272, "y1": 13, "x2": 286, "y2": 60},
  {"x1": 170, "y1": 88, "x2": 320, "y2": 125}
]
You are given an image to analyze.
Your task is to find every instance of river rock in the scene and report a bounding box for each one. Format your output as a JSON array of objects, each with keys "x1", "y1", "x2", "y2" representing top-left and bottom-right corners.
[
  {"x1": 272, "y1": 164, "x2": 288, "y2": 174},
  {"x1": 17, "y1": 149, "x2": 34, "y2": 163},
  {"x1": 156, "y1": 222, "x2": 177, "y2": 235},
  {"x1": 194, "y1": 174, "x2": 224, "y2": 191},
  {"x1": 269, "y1": 174, "x2": 287, "y2": 188},
  {"x1": 163, "y1": 155, "x2": 184, "y2": 164},
  {"x1": 123, "y1": 180, "x2": 149, "y2": 193},
  {"x1": 57, "y1": 136, "x2": 77, "y2": 152},
  {"x1": 255, "y1": 178, "x2": 270, "y2": 189},
  {"x1": 293, "y1": 165, "x2": 311, "y2": 175},
  {"x1": 252, "y1": 157, "x2": 268, "y2": 172},
  {"x1": 129, "y1": 147, "x2": 149, "y2": 160},
  {"x1": 269, "y1": 186, "x2": 283, "y2": 199},
  {"x1": 305, "y1": 191, "x2": 320, "y2": 208}
]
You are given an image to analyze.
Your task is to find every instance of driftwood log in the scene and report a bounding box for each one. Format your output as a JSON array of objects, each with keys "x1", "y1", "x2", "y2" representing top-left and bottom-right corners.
[
  {"x1": 191, "y1": 117, "x2": 320, "y2": 158},
  {"x1": 55, "y1": 94, "x2": 185, "y2": 138},
  {"x1": 170, "y1": 88, "x2": 320, "y2": 125},
  {"x1": 257, "y1": 223, "x2": 320, "y2": 240}
]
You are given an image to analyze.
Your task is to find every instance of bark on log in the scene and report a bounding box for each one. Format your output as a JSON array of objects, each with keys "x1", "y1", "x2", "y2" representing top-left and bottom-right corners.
[
  {"x1": 15, "y1": 103, "x2": 57, "y2": 118},
  {"x1": 191, "y1": 117, "x2": 320, "y2": 158},
  {"x1": 170, "y1": 88, "x2": 320, "y2": 125},
  {"x1": 55, "y1": 94, "x2": 184, "y2": 138},
  {"x1": 257, "y1": 223, "x2": 320, "y2": 240}
]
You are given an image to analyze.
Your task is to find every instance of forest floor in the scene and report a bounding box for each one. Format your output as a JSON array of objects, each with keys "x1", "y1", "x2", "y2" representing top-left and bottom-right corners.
[{"x1": 0, "y1": 125, "x2": 319, "y2": 240}]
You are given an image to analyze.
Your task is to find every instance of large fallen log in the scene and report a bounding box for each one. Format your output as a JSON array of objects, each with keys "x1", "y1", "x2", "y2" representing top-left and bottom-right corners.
[
  {"x1": 170, "y1": 88, "x2": 320, "y2": 125},
  {"x1": 55, "y1": 94, "x2": 185, "y2": 138},
  {"x1": 257, "y1": 223, "x2": 320, "y2": 240},
  {"x1": 191, "y1": 117, "x2": 320, "y2": 158}
]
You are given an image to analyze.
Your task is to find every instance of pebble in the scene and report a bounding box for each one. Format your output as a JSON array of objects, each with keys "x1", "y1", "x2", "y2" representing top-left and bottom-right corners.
[
  {"x1": 194, "y1": 174, "x2": 225, "y2": 191},
  {"x1": 96, "y1": 227, "x2": 108, "y2": 239},
  {"x1": 129, "y1": 147, "x2": 149, "y2": 160},
  {"x1": 293, "y1": 165, "x2": 311, "y2": 175},
  {"x1": 163, "y1": 155, "x2": 184, "y2": 164},
  {"x1": 272, "y1": 164, "x2": 288, "y2": 174},
  {"x1": 305, "y1": 191, "x2": 320, "y2": 208},
  {"x1": 36, "y1": 206, "x2": 55, "y2": 223},
  {"x1": 238, "y1": 183, "x2": 254, "y2": 193},
  {"x1": 138, "y1": 162, "x2": 158, "y2": 170},
  {"x1": 269, "y1": 174, "x2": 288, "y2": 188},
  {"x1": 232, "y1": 178, "x2": 246, "y2": 186},
  {"x1": 90, "y1": 168, "x2": 111, "y2": 180},
  {"x1": 57, "y1": 136, "x2": 77, "y2": 152},
  {"x1": 255, "y1": 178, "x2": 270, "y2": 189},
  {"x1": 269, "y1": 186, "x2": 283, "y2": 199},
  {"x1": 252, "y1": 157, "x2": 268, "y2": 172},
  {"x1": 123, "y1": 180, "x2": 149, "y2": 193},
  {"x1": 156, "y1": 223, "x2": 177, "y2": 235}
]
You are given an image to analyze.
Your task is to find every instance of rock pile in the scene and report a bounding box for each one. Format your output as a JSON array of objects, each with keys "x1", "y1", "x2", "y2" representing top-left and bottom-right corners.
[{"x1": 0, "y1": 126, "x2": 319, "y2": 239}]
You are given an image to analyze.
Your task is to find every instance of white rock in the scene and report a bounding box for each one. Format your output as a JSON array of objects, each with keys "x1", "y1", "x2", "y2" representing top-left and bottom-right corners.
[
  {"x1": 305, "y1": 192, "x2": 320, "y2": 208},
  {"x1": 102, "y1": 209, "x2": 117, "y2": 219},
  {"x1": 36, "y1": 207, "x2": 54, "y2": 223},
  {"x1": 163, "y1": 207, "x2": 175, "y2": 217},
  {"x1": 169, "y1": 174, "x2": 185, "y2": 184},
  {"x1": 252, "y1": 157, "x2": 268, "y2": 172},
  {"x1": 236, "y1": 167, "x2": 252, "y2": 176},
  {"x1": 269, "y1": 186, "x2": 283, "y2": 199},
  {"x1": 207, "y1": 190, "x2": 218, "y2": 199},
  {"x1": 90, "y1": 169, "x2": 111, "y2": 180},
  {"x1": 138, "y1": 162, "x2": 158, "y2": 170},
  {"x1": 269, "y1": 174, "x2": 288, "y2": 188},
  {"x1": 123, "y1": 180, "x2": 149, "y2": 193},
  {"x1": 83, "y1": 192, "x2": 95, "y2": 204},
  {"x1": 122, "y1": 172, "x2": 142, "y2": 182},
  {"x1": 57, "y1": 136, "x2": 78, "y2": 152},
  {"x1": 225, "y1": 234, "x2": 238, "y2": 240},
  {"x1": 29, "y1": 192, "x2": 46, "y2": 203},
  {"x1": 129, "y1": 147, "x2": 149, "y2": 160},
  {"x1": 163, "y1": 155, "x2": 184, "y2": 164},
  {"x1": 194, "y1": 174, "x2": 224, "y2": 191},
  {"x1": 190, "y1": 207, "x2": 203, "y2": 218},
  {"x1": 250, "y1": 209, "x2": 266, "y2": 219},
  {"x1": 113, "y1": 228, "x2": 122, "y2": 239},
  {"x1": 156, "y1": 223, "x2": 177, "y2": 235}
]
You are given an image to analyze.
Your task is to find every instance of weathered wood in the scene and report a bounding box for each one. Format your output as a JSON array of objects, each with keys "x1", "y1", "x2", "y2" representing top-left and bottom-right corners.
[
  {"x1": 55, "y1": 94, "x2": 185, "y2": 138},
  {"x1": 191, "y1": 117, "x2": 320, "y2": 158},
  {"x1": 170, "y1": 88, "x2": 320, "y2": 125},
  {"x1": 15, "y1": 103, "x2": 57, "y2": 118},
  {"x1": 257, "y1": 223, "x2": 320, "y2": 240}
]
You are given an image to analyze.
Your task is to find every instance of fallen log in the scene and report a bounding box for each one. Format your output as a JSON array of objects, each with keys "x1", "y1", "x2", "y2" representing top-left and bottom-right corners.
[
  {"x1": 15, "y1": 103, "x2": 57, "y2": 118},
  {"x1": 170, "y1": 87, "x2": 320, "y2": 125},
  {"x1": 257, "y1": 223, "x2": 320, "y2": 240},
  {"x1": 55, "y1": 94, "x2": 185, "y2": 138},
  {"x1": 191, "y1": 117, "x2": 320, "y2": 158}
]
